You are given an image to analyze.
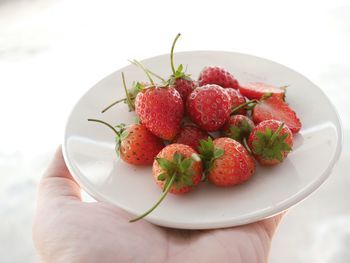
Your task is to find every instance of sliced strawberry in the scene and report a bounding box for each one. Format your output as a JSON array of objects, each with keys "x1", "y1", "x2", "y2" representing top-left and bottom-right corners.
[
  {"x1": 239, "y1": 82, "x2": 286, "y2": 100},
  {"x1": 252, "y1": 96, "x2": 301, "y2": 133}
]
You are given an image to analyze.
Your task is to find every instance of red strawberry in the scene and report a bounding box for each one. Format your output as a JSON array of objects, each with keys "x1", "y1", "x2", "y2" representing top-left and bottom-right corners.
[
  {"x1": 198, "y1": 66, "x2": 240, "y2": 89},
  {"x1": 252, "y1": 96, "x2": 301, "y2": 133},
  {"x1": 222, "y1": 115, "x2": 255, "y2": 143},
  {"x1": 248, "y1": 120, "x2": 293, "y2": 165},
  {"x1": 132, "y1": 60, "x2": 184, "y2": 140},
  {"x1": 87, "y1": 120, "x2": 164, "y2": 165},
  {"x1": 198, "y1": 137, "x2": 255, "y2": 187},
  {"x1": 226, "y1": 88, "x2": 247, "y2": 115},
  {"x1": 187, "y1": 84, "x2": 231, "y2": 132},
  {"x1": 168, "y1": 34, "x2": 197, "y2": 101},
  {"x1": 173, "y1": 125, "x2": 210, "y2": 151},
  {"x1": 173, "y1": 78, "x2": 197, "y2": 102},
  {"x1": 130, "y1": 144, "x2": 202, "y2": 222},
  {"x1": 135, "y1": 86, "x2": 183, "y2": 140},
  {"x1": 239, "y1": 82, "x2": 286, "y2": 100}
]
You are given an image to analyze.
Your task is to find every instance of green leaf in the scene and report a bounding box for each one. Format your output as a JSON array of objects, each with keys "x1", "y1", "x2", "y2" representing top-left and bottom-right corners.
[
  {"x1": 214, "y1": 148, "x2": 224, "y2": 159},
  {"x1": 182, "y1": 176, "x2": 193, "y2": 186},
  {"x1": 157, "y1": 173, "x2": 167, "y2": 181},
  {"x1": 156, "y1": 158, "x2": 173, "y2": 171},
  {"x1": 228, "y1": 125, "x2": 242, "y2": 141},
  {"x1": 173, "y1": 152, "x2": 182, "y2": 164},
  {"x1": 120, "y1": 130, "x2": 129, "y2": 141},
  {"x1": 265, "y1": 127, "x2": 272, "y2": 139},
  {"x1": 180, "y1": 158, "x2": 193, "y2": 172}
]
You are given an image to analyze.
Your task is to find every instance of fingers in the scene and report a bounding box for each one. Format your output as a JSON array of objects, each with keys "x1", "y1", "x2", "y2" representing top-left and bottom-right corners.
[
  {"x1": 38, "y1": 146, "x2": 81, "y2": 202},
  {"x1": 258, "y1": 211, "x2": 286, "y2": 239}
]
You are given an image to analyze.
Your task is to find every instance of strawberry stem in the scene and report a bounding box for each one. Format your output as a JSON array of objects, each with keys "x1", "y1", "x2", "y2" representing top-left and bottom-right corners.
[
  {"x1": 101, "y1": 72, "x2": 135, "y2": 113},
  {"x1": 242, "y1": 137, "x2": 252, "y2": 154},
  {"x1": 129, "y1": 174, "x2": 176, "y2": 222},
  {"x1": 170, "y1": 33, "x2": 181, "y2": 75},
  {"x1": 121, "y1": 72, "x2": 134, "y2": 111},
  {"x1": 101, "y1": 98, "x2": 126, "y2": 113},
  {"x1": 131, "y1": 59, "x2": 155, "y2": 86},
  {"x1": 129, "y1": 60, "x2": 166, "y2": 82},
  {"x1": 148, "y1": 70, "x2": 166, "y2": 82},
  {"x1": 87, "y1": 119, "x2": 119, "y2": 135},
  {"x1": 268, "y1": 123, "x2": 284, "y2": 147},
  {"x1": 231, "y1": 99, "x2": 258, "y2": 115}
]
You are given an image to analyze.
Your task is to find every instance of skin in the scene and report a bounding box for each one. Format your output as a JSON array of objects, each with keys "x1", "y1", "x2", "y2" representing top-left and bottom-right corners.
[{"x1": 33, "y1": 147, "x2": 284, "y2": 263}]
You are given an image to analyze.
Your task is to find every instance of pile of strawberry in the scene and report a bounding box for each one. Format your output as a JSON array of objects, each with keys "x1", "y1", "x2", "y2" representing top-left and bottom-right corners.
[{"x1": 89, "y1": 34, "x2": 301, "y2": 222}]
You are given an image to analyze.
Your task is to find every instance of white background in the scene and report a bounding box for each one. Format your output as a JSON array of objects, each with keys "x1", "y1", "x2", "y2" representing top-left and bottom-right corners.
[{"x1": 0, "y1": 0, "x2": 349, "y2": 262}]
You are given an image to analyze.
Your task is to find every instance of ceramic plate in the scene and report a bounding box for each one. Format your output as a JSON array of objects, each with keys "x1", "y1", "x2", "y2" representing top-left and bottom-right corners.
[{"x1": 63, "y1": 51, "x2": 342, "y2": 229}]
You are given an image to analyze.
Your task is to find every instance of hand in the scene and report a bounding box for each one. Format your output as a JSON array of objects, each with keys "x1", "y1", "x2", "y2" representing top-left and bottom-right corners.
[{"x1": 33, "y1": 147, "x2": 283, "y2": 263}]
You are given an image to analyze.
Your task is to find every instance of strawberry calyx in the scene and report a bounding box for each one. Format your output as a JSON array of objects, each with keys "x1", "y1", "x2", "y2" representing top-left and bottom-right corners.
[
  {"x1": 156, "y1": 152, "x2": 198, "y2": 191},
  {"x1": 130, "y1": 152, "x2": 199, "y2": 222},
  {"x1": 198, "y1": 137, "x2": 224, "y2": 180},
  {"x1": 87, "y1": 119, "x2": 128, "y2": 157},
  {"x1": 231, "y1": 92, "x2": 272, "y2": 115},
  {"x1": 227, "y1": 121, "x2": 253, "y2": 142},
  {"x1": 101, "y1": 72, "x2": 145, "y2": 113},
  {"x1": 252, "y1": 123, "x2": 291, "y2": 161}
]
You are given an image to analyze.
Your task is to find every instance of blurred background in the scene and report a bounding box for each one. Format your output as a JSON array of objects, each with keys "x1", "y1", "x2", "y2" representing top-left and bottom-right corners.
[{"x1": 0, "y1": 0, "x2": 349, "y2": 262}]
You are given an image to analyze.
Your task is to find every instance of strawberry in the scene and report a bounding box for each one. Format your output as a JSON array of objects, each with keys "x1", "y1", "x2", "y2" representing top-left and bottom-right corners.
[
  {"x1": 172, "y1": 77, "x2": 197, "y2": 102},
  {"x1": 130, "y1": 144, "x2": 202, "y2": 222},
  {"x1": 226, "y1": 88, "x2": 246, "y2": 115},
  {"x1": 168, "y1": 34, "x2": 197, "y2": 102},
  {"x1": 133, "y1": 60, "x2": 184, "y2": 140},
  {"x1": 187, "y1": 84, "x2": 231, "y2": 132},
  {"x1": 252, "y1": 96, "x2": 301, "y2": 133},
  {"x1": 87, "y1": 120, "x2": 164, "y2": 165},
  {"x1": 239, "y1": 82, "x2": 286, "y2": 100},
  {"x1": 173, "y1": 125, "x2": 210, "y2": 151},
  {"x1": 248, "y1": 120, "x2": 293, "y2": 165},
  {"x1": 222, "y1": 115, "x2": 255, "y2": 144},
  {"x1": 198, "y1": 137, "x2": 255, "y2": 187},
  {"x1": 198, "y1": 66, "x2": 240, "y2": 89}
]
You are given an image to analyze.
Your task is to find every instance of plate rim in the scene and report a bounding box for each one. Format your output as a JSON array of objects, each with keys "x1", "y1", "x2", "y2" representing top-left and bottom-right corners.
[{"x1": 62, "y1": 50, "x2": 343, "y2": 229}]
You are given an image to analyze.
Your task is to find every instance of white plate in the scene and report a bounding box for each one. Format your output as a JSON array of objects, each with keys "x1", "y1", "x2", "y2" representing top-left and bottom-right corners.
[{"x1": 63, "y1": 51, "x2": 342, "y2": 229}]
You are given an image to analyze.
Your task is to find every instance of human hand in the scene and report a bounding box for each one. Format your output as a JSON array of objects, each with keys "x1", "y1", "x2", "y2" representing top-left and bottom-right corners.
[{"x1": 33, "y1": 147, "x2": 283, "y2": 263}]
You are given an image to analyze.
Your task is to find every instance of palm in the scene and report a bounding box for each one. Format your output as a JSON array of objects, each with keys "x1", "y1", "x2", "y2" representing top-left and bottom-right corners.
[{"x1": 33, "y1": 148, "x2": 282, "y2": 263}]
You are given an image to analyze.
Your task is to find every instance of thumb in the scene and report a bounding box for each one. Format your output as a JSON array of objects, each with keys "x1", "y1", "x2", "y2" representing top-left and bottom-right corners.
[{"x1": 38, "y1": 146, "x2": 81, "y2": 202}]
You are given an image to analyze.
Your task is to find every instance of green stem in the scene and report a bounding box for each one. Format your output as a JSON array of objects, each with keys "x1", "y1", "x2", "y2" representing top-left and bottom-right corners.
[
  {"x1": 131, "y1": 59, "x2": 155, "y2": 86},
  {"x1": 147, "y1": 69, "x2": 166, "y2": 82},
  {"x1": 268, "y1": 123, "x2": 284, "y2": 147},
  {"x1": 122, "y1": 72, "x2": 134, "y2": 111},
  {"x1": 87, "y1": 119, "x2": 119, "y2": 136},
  {"x1": 101, "y1": 98, "x2": 126, "y2": 113},
  {"x1": 231, "y1": 99, "x2": 258, "y2": 115},
  {"x1": 242, "y1": 137, "x2": 252, "y2": 154},
  {"x1": 129, "y1": 60, "x2": 166, "y2": 82},
  {"x1": 129, "y1": 174, "x2": 176, "y2": 223},
  {"x1": 170, "y1": 33, "x2": 181, "y2": 75}
]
